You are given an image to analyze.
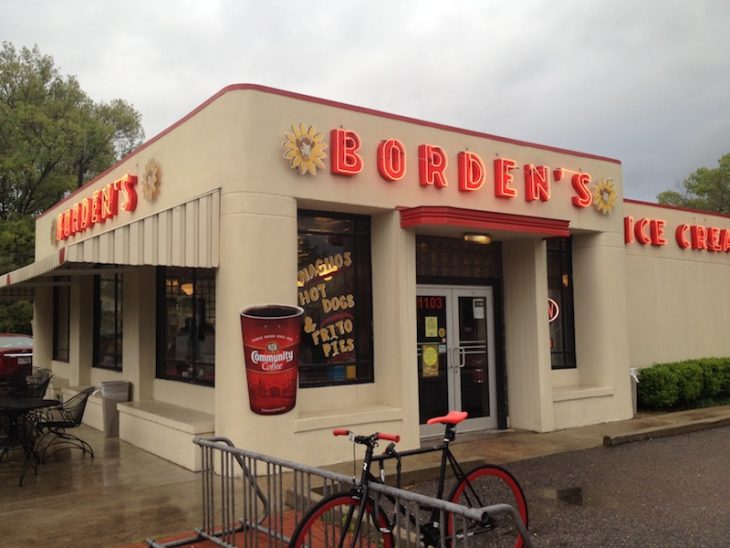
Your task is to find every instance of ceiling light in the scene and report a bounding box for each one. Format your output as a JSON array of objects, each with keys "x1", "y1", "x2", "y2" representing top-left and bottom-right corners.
[{"x1": 463, "y1": 233, "x2": 492, "y2": 245}]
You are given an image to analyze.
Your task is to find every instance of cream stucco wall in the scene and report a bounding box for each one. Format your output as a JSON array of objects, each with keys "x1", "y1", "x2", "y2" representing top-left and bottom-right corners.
[
  {"x1": 29, "y1": 85, "x2": 643, "y2": 467},
  {"x1": 624, "y1": 201, "x2": 730, "y2": 367},
  {"x1": 503, "y1": 239, "x2": 554, "y2": 432},
  {"x1": 549, "y1": 230, "x2": 633, "y2": 429}
]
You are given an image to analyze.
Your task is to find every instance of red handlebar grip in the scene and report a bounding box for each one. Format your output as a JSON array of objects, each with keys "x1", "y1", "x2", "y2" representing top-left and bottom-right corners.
[
  {"x1": 333, "y1": 428, "x2": 350, "y2": 437},
  {"x1": 378, "y1": 433, "x2": 400, "y2": 442}
]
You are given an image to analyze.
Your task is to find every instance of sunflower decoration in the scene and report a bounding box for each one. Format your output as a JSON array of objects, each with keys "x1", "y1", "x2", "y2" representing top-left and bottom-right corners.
[
  {"x1": 141, "y1": 159, "x2": 161, "y2": 201},
  {"x1": 593, "y1": 178, "x2": 618, "y2": 215},
  {"x1": 282, "y1": 123, "x2": 328, "y2": 176}
]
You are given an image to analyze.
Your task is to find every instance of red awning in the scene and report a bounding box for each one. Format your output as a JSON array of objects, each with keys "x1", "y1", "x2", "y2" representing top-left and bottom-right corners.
[{"x1": 399, "y1": 206, "x2": 570, "y2": 238}]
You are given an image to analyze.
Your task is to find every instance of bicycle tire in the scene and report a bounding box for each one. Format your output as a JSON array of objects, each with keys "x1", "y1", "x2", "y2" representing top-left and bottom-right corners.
[
  {"x1": 447, "y1": 464, "x2": 529, "y2": 548},
  {"x1": 289, "y1": 491, "x2": 394, "y2": 548}
]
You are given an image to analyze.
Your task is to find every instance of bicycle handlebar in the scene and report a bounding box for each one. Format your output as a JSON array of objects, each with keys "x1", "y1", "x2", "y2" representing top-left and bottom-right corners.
[
  {"x1": 332, "y1": 429, "x2": 401, "y2": 444},
  {"x1": 378, "y1": 432, "x2": 400, "y2": 442}
]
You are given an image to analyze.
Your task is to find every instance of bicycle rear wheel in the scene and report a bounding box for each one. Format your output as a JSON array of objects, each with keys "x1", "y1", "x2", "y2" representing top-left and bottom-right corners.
[
  {"x1": 447, "y1": 464, "x2": 529, "y2": 548},
  {"x1": 289, "y1": 491, "x2": 394, "y2": 548}
]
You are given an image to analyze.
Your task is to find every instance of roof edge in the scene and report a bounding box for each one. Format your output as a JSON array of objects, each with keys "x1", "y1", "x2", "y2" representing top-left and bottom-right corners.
[
  {"x1": 624, "y1": 198, "x2": 730, "y2": 220},
  {"x1": 40, "y1": 83, "x2": 622, "y2": 219}
]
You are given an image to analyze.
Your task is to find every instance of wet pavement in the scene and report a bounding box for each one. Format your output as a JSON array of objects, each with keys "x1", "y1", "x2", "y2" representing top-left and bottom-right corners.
[
  {"x1": 504, "y1": 426, "x2": 730, "y2": 546},
  {"x1": 0, "y1": 404, "x2": 729, "y2": 546}
]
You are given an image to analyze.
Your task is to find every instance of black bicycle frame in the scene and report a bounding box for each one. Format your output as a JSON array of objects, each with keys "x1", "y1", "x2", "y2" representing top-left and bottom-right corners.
[{"x1": 366, "y1": 425, "x2": 475, "y2": 538}]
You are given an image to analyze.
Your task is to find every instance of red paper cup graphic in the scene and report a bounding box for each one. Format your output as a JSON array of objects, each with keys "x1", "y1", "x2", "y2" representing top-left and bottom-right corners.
[{"x1": 240, "y1": 304, "x2": 304, "y2": 415}]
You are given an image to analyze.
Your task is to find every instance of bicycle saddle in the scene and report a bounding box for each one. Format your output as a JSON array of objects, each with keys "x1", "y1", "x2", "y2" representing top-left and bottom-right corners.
[{"x1": 426, "y1": 410, "x2": 468, "y2": 425}]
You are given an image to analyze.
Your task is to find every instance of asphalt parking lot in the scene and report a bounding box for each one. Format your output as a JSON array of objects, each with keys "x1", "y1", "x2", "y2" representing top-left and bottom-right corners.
[{"x1": 502, "y1": 426, "x2": 730, "y2": 546}]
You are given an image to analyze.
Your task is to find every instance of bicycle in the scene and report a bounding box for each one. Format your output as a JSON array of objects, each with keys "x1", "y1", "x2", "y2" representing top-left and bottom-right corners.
[{"x1": 288, "y1": 410, "x2": 529, "y2": 547}]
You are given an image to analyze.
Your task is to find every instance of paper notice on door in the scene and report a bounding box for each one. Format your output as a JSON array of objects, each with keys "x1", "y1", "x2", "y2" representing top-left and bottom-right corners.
[
  {"x1": 425, "y1": 316, "x2": 438, "y2": 337},
  {"x1": 473, "y1": 298, "x2": 485, "y2": 319},
  {"x1": 422, "y1": 344, "x2": 439, "y2": 377}
]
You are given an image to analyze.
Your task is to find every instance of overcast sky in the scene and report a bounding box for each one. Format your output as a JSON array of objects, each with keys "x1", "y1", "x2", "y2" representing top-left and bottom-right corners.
[{"x1": 2, "y1": 0, "x2": 729, "y2": 201}]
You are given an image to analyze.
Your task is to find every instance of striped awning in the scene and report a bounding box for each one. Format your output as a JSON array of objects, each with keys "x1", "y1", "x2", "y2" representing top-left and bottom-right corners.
[
  {"x1": 0, "y1": 248, "x2": 68, "y2": 298},
  {"x1": 0, "y1": 190, "x2": 220, "y2": 298}
]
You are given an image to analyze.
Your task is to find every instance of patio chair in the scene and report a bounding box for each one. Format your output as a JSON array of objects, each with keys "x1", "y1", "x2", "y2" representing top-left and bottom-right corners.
[
  {"x1": 34, "y1": 386, "x2": 96, "y2": 462},
  {"x1": 9, "y1": 368, "x2": 53, "y2": 399}
]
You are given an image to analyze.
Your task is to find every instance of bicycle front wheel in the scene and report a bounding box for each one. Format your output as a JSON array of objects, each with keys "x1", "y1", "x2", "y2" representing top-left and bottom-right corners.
[
  {"x1": 289, "y1": 492, "x2": 394, "y2": 548},
  {"x1": 447, "y1": 464, "x2": 529, "y2": 548}
]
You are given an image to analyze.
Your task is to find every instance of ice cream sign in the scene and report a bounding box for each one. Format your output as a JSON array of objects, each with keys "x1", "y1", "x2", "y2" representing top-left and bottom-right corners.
[
  {"x1": 624, "y1": 216, "x2": 730, "y2": 253},
  {"x1": 282, "y1": 123, "x2": 618, "y2": 215}
]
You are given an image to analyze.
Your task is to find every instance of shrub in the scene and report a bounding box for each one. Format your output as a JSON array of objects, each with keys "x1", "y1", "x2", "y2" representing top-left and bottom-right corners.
[
  {"x1": 673, "y1": 361, "x2": 703, "y2": 405},
  {"x1": 699, "y1": 359, "x2": 723, "y2": 399},
  {"x1": 637, "y1": 357, "x2": 730, "y2": 410},
  {"x1": 717, "y1": 360, "x2": 730, "y2": 398},
  {"x1": 637, "y1": 365, "x2": 679, "y2": 409}
]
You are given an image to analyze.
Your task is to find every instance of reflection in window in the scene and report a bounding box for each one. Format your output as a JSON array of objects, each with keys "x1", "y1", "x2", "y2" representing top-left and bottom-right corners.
[
  {"x1": 547, "y1": 237, "x2": 577, "y2": 369},
  {"x1": 94, "y1": 273, "x2": 123, "y2": 370},
  {"x1": 297, "y1": 211, "x2": 373, "y2": 387},
  {"x1": 157, "y1": 267, "x2": 216, "y2": 385}
]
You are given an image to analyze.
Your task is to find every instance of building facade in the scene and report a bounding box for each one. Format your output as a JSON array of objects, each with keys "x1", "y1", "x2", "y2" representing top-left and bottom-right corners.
[{"x1": 3, "y1": 84, "x2": 730, "y2": 469}]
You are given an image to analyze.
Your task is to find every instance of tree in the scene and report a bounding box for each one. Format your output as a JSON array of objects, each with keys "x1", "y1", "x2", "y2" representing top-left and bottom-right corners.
[
  {"x1": 0, "y1": 42, "x2": 144, "y2": 333},
  {"x1": 0, "y1": 42, "x2": 144, "y2": 221},
  {"x1": 657, "y1": 153, "x2": 730, "y2": 214},
  {"x1": 0, "y1": 217, "x2": 35, "y2": 334},
  {"x1": 0, "y1": 216, "x2": 34, "y2": 273}
]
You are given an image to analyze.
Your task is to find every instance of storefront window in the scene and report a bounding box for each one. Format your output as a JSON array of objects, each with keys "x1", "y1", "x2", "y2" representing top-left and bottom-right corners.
[
  {"x1": 156, "y1": 267, "x2": 216, "y2": 385},
  {"x1": 547, "y1": 238, "x2": 577, "y2": 369},
  {"x1": 94, "y1": 273, "x2": 123, "y2": 370},
  {"x1": 52, "y1": 277, "x2": 70, "y2": 362},
  {"x1": 297, "y1": 211, "x2": 373, "y2": 387}
]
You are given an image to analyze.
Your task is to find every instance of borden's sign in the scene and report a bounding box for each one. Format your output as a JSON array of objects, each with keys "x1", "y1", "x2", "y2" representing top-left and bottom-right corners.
[
  {"x1": 329, "y1": 128, "x2": 596, "y2": 209},
  {"x1": 55, "y1": 174, "x2": 138, "y2": 242}
]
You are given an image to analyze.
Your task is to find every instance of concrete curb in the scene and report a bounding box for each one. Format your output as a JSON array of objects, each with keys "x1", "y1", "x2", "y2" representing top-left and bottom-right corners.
[{"x1": 603, "y1": 416, "x2": 730, "y2": 447}]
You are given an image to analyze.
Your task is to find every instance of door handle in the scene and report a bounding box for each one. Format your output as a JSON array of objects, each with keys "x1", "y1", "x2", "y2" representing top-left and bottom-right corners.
[
  {"x1": 450, "y1": 347, "x2": 459, "y2": 372},
  {"x1": 450, "y1": 347, "x2": 466, "y2": 370}
]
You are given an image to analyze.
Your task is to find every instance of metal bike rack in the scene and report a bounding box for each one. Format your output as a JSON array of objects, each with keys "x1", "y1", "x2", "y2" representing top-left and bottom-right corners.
[{"x1": 146, "y1": 436, "x2": 533, "y2": 547}]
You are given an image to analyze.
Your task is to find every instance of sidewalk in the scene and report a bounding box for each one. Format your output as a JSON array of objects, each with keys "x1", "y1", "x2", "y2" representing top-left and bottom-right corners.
[
  {"x1": 456, "y1": 403, "x2": 730, "y2": 463},
  {"x1": 134, "y1": 404, "x2": 730, "y2": 547},
  {"x1": 325, "y1": 404, "x2": 730, "y2": 484},
  {"x1": 3, "y1": 404, "x2": 729, "y2": 547}
]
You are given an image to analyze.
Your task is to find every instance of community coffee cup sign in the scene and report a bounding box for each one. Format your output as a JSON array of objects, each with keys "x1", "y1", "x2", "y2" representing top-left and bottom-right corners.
[{"x1": 240, "y1": 304, "x2": 304, "y2": 415}]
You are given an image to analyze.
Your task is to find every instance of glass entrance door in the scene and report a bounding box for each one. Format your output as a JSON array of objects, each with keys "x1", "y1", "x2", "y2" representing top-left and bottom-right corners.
[{"x1": 416, "y1": 286, "x2": 497, "y2": 436}]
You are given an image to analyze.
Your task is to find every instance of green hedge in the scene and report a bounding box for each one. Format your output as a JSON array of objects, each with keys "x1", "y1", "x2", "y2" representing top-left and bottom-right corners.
[{"x1": 637, "y1": 357, "x2": 730, "y2": 410}]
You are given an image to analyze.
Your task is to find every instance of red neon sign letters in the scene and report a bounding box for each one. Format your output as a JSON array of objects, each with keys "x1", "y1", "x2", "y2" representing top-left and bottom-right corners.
[
  {"x1": 418, "y1": 144, "x2": 448, "y2": 189},
  {"x1": 625, "y1": 216, "x2": 730, "y2": 253},
  {"x1": 55, "y1": 174, "x2": 138, "y2": 242},
  {"x1": 377, "y1": 139, "x2": 407, "y2": 181},
  {"x1": 323, "y1": 127, "x2": 595, "y2": 209},
  {"x1": 330, "y1": 129, "x2": 363, "y2": 176}
]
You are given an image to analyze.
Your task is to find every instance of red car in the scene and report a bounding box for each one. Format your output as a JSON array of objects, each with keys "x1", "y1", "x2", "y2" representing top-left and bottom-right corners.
[{"x1": 0, "y1": 333, "x2": 33, "y2": 381}]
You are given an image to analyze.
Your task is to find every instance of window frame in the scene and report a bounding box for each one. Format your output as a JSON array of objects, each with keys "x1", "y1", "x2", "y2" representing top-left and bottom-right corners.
[
  {"x1": 547, "y1": 237, "x2": 577, "y2": 370},
  {"x1": 93, "y1": 272, "x2": 123, "y2": 371},
  {"x1": 156, "y1": 267, "x2": 216, "y2": 386},
  {"x1": 52, "y1": 277, "x2": 70, "y2": 362},
  {"x1": 297, "y1": 210, "x2": 374, "y2": 388}
]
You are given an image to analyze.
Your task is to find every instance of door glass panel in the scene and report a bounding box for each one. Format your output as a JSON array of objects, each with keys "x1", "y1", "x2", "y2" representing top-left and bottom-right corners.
[
  {"x1": 457, "y1": 296, "x2": 490, "y2": 419},
  {"x1": 416, "y1": 294, "x2": 449, "y2": 424}
]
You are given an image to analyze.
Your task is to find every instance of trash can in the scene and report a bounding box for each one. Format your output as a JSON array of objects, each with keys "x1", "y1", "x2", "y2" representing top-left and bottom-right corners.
[
  {"x1": 99, "y1": 380, "x2": 131, "y2": 437},
  {"x1": 629, "y1": 368, "x2": 639, "y2": 417}
]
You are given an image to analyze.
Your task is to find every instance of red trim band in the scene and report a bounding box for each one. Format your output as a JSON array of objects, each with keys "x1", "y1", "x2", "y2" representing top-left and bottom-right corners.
[
  {"x1": 624, "y1": 198, "x2": 730, "y2": 220},
  {"x1": 399, "y1": 206, "x2": 570, "y2": 237}
]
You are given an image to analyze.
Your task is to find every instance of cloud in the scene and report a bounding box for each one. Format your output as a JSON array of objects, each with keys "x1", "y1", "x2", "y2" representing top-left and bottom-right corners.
[{"x1": 1, "y1": 0, "x2": 729, "y2": 200}]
